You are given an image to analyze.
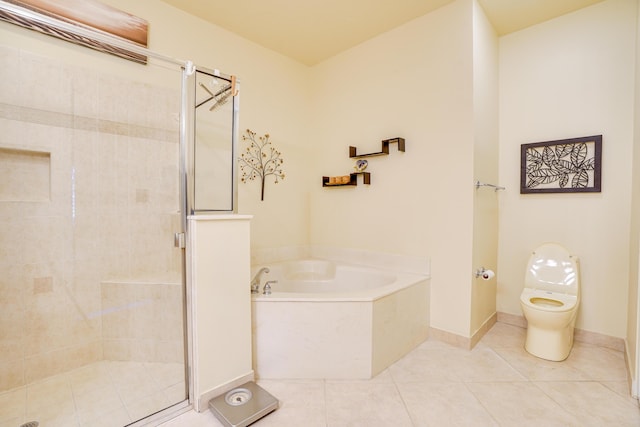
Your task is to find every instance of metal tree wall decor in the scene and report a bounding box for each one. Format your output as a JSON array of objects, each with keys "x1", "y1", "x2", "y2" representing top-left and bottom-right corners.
[
  {"x1": 239, "y1": 129, "x2": 285, "y2": 201},
  {"x1": 520, "y1": 135, "x2": 602, "y2": 194}
]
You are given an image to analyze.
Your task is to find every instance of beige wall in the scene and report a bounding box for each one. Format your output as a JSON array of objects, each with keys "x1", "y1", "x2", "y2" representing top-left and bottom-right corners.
[
  {"x1": 471, "y1": 0, "x2": 499, "y2": 336},
  {"x1": 497, "y1": 0, "x2": 637, "y2": 339},
  {"x1": 628, "y1": 0, "x2": 640, "y2": 393},
  {"x1": 308, "y1": 0, "x2": 476, "y2": 337}
]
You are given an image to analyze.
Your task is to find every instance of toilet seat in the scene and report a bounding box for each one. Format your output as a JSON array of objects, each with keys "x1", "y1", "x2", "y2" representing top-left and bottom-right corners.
[{"x1": 520, "y1": 288, "x2": 577, "y2": 313}]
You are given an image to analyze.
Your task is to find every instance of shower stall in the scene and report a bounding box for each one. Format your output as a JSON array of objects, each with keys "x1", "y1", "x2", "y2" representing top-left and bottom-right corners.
[{"x1": 0, "y1": 5, "x2": 239, "y2": 426}]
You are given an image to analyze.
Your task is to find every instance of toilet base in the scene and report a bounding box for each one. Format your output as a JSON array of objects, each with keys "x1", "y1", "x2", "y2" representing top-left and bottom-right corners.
[{"x1": 524, "y1": 324, "x2": 575, "y2": 362}]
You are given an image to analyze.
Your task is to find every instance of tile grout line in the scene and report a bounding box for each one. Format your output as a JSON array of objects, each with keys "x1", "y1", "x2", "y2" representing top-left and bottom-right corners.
[{"x1": 390, "y1": 372, "x2": 418, "y2": 427}]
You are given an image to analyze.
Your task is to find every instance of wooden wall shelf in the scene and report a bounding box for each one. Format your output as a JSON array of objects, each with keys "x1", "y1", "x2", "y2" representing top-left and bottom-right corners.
[
  {"x1": 323, "y1": 137, "x2": 404, "y2": 188},
  {"x1": 322, "y1": 172, "x2": 370, "y2": 187},
  {"x1": 349, "y1": 137, "x2": 405, "y2": 158}
]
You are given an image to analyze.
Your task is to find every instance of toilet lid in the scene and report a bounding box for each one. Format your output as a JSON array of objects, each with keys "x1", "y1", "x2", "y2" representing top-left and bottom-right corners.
[{"x1": 525, "y1": 243, "x2": 579, "y2": 295}]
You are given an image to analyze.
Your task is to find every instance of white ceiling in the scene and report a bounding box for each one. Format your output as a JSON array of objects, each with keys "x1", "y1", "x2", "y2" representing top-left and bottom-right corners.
[{"x1": 160, "y1": 0, "x2": 605, "y2": 66}]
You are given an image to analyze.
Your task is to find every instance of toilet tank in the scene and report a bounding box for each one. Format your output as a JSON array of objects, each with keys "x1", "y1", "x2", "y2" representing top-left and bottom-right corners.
[{"x1": 524, "y1": 243, "x2": 579, "y2": 295}]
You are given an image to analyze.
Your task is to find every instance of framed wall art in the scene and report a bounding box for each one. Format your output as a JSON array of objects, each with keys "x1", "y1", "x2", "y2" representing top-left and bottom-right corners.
[{"x1": 520, "y1": 135, "x2": 602, "y2": 194}]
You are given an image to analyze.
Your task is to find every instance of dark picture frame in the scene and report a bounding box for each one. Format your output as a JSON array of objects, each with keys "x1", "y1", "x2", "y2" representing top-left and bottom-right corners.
[
  {"x1": 0, "y1": 0, "x2": 148, "y2": 64},
  {"x1": 520, "y1": 135, "x2": 602, "y2": 194}
]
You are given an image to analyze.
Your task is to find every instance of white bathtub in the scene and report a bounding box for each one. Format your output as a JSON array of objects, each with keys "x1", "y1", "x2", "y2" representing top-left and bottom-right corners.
[{"x1": 251, "y1": 259, "x2": 430, "y2": 379}]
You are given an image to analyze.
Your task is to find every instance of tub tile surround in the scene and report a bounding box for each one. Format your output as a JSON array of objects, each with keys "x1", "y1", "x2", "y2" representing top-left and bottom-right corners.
[
  {"x1": 253, "y1": 300, "x2": 371, "y2": 377},
  {"x1": 161, "y1": 322, "x2": 639, "y2": 427}
]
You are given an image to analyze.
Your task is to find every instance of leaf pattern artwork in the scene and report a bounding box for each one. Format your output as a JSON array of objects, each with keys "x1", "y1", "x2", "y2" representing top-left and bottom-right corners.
[{"x1": 525, "y1": 141, "x2": 597, "y2": 190}]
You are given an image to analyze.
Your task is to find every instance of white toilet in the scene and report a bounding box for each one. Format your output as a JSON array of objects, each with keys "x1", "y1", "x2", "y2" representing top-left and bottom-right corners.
[{"x1": 520, "y1": 243, "x2": 580, "y2": 361}]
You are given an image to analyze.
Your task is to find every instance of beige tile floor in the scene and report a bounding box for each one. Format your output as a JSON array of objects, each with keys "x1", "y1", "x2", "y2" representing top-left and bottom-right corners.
[
  {"x1": 161, "y1": 322, "x2": 640, "y2": 427},
  {"x1": 1, "y1": 323, "x2": 637, "y2": 427},
  {"x1": 0, "y1": 361, "x2": 185, "y2": 427}
]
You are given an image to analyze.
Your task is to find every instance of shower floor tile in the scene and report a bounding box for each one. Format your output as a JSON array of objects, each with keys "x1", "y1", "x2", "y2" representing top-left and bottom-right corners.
[{"x1": 0, "y1": 361, "x2": 185, "y2": 427}]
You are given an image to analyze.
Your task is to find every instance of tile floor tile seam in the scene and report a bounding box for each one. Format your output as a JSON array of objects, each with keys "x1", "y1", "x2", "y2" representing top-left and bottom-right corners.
[
  {"x1": 68, "y1": 378, "x2": 88, "y2": 426},
  {"x1": 491, "y1": 349, "x2": 568, "y2": 382},
  {"x1": 467, "y1": 346, "x2": 531, "y2": 383},
  {"x1": 36, "y1": 372, "x2": 79, "y2": 422},
  {"x1": 82, "y1": 362, "x2": 133, "y2": 423},
  {"x1": 532, "y1": 379, "x2": 640, "y2": 409},
  {"x1": 600, "y1": 381, "x2": 639, "y2": 402},
  {"x1": 459, "y1": 381, "x2": 502, "y2": 426},
  {"x1": 465, "y1": 382, "x2": 585, "y2": 427},
  {"x1": 141, "y1": 361, "x2": 172, "y2": 392},
  {"x1": 459, "y1": 378, "x2": 530, "y2": 384},
  {"x1": 105, "y1": 367, "x2": 136, "y2": 424},
  {"x1": 321, "y1": 379, "x2": 330, "y2": 427},
  {"x1": 527, "y1": 379, "x2": 611, "y2": 423},
  {"x1": 0, "y1": 387, "x2": 27, "y2": 424},
  {"x1": 390, "y1": 375, "x2": 420, "y2": 427},
  {"x1": 563, "y1": 361, "x2": 627, "y2": 383}
]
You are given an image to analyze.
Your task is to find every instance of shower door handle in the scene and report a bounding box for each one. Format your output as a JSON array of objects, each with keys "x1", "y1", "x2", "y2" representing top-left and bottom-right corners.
[{"x1": 174, "y1": 232, "x2": 185, "y2": 249}]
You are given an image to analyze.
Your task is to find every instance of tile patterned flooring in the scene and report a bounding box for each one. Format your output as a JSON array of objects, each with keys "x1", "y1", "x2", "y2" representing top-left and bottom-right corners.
[
  {"x1": 0, "y1": 361, "x2": 185, "y2": 427},
  {"x1": 1, "y1": 322, "x2": 638, "y2": 426},
  {"x1": 161, "y1": 323, "x2": 640, "y2": 427}
]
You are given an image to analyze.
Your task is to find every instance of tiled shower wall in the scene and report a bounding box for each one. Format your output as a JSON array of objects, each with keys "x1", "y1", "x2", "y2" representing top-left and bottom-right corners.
[
  {"x1": 101, "y1": 281, "x2": 184, "y2": 363},
  {"x1": 0, "y1": 45, "x2": 182, "y2": 392}
]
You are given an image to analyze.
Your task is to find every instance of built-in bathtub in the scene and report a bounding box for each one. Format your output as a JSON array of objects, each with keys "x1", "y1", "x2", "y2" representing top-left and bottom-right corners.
[{"x1": 251, "y1": 258, "x2": 430, "y2": 379}]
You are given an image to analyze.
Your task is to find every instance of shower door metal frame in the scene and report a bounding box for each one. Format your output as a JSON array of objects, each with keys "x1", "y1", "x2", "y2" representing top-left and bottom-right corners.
[{"x1": 183, "y1": 65, "x2": 240, "y2": 215}]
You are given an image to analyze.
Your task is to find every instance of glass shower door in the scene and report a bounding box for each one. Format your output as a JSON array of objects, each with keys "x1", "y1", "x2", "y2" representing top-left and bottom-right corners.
[
  {"x1": 0, "y1": 45, "x2": 187, "y2": 426},
  {"x1": 190, "y1": 67, "x2": 239, "y2": 213}
]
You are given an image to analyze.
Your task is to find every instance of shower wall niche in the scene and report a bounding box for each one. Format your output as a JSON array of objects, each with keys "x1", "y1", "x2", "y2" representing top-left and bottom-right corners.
[
  {"x1": 0, "y1": 44, "x2": 187, "y2": 424},
  {"x1": 0, "y1": 147, "x2": 50, "y2": 202}
]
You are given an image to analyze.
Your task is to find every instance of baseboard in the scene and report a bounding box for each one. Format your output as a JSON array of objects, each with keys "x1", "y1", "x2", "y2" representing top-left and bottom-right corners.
[
  {"x1": 430, "y1": 312, "x2": 497, "y2": 350},
  {"x1": 429, "y1": 327, "x2": 472, "y2": 349},
  {"x1": 496, "y1": 312, "x2": 625, "y2": 352},
  {"x1": 623, "y1": 341, "x2": 639, "y2": 400},
  {"x1": 497, "y1": 311, "x2": 527, "y2": 328},
  {"x1": 470, "y1": 312, "x2": 497, "y2": 349},
  {"x1": 196, "y1": 371, "x2": 255, "y2": 412},
  {"x1": 432, "y1": 312, "x2": 625, "y2": 355},
  {"x1": 574, "y1": 328, "x2": 625, "y2": 352}
]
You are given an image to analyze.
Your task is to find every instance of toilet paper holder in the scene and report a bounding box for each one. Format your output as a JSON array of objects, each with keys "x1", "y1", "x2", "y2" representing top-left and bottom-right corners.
[{"x1": 474, "y1": 267, "x2": 495, "y2": 280}]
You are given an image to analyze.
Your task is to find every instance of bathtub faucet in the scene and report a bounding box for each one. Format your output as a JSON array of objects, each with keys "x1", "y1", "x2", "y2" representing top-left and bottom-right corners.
[
  {"x1": 251, "y1": 267, "x2": 270, "y2": 294},
  {"x1": 263, "y1": 280, "x2": 277, "y2": 295}
]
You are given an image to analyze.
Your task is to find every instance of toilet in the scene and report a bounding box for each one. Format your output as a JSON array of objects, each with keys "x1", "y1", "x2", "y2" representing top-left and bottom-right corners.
[{"x1": 520, "y1": 243, "x2": 580, "y2": 361}]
